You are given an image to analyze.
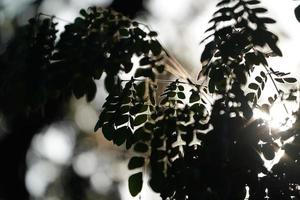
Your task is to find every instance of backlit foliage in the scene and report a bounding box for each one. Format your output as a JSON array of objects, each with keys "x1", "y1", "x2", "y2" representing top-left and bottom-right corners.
[{"x1": 1, "y1": 1, "x2": 300, "y2": 200}]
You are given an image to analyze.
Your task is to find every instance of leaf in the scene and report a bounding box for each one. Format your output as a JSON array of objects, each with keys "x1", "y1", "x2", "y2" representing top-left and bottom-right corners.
[
  {"x1": 201, "y1": 41, "x2": 215, "y2": 67},
  {"x1": 128, "y1": 172, "x2": 143, "y2": 197},
  {"x1": 86, "y1": 80, "x2": 97, "y2": 102},
  {"x1": 114, "y1": 127, "x2": 130, "y2": 146},
  {"x1": 134, "y1": 114, "x2": 148, "y2": 126},
  {"x1": 79, "y1": 9, "x2": 88, "y2": 17},
  {"x1": 133, "y1": 27, "x2": 147, "y2": 38},
  {"x1": 139, "y1": 57, "x2": 151, "y2": 66},
  {"x1": 128, "y1": 157, "x2": 145, "y2": 169},
  {"x1": 73, "y1": 77, "x2": 87, "y2": 99},
  {"x1": 213, "y1": 7, "x2": 233, "y2": 16},
  {"x1": 260, "y1": 71, "x2": 267, "y2": 81},
  {"x1": 150, "y1": 40, "x2": 162, "y2": 56},
  {"x1": 216, "y1": 0, "x2": 230, "y2": 7},
  {"x1": 209, "y1": 15, "x2": 232, "y2": 23},
  {"x1": 246, "y1": 0, "x2": 260, "y2": 5},
  {"x1": 295, "y1": 5, "x2": 300, "y2": 22},
  {"x1": 255, "y1": 76, "x2": 263, "y2": 83},
  {"x1": 259, "y1": 17, "x2": 276, "y2": 24},
  {"x1": 252, "y1": 8, "x2": 267, "y2": 13},
  {"x1": 134, "y1": 142, "x2": 149, "y2": 152},
  {"x1": 190, "y1": 92, "x2": 200, "y2": 103},
  {"x1": 135, "y1": 68, "x2": 155, "y2": 80},
  {"x1": 268, "y1": 42, "x2": 282, "y2": 57},
  {"x1": 283, "y1": 78, "x2": 297, "y2": 83},
  {"x1": 246, "y1": 92, "x2": 256, "y2": 104},
  {"x1": 148, "y1": 31, "x2": 158, "y2": 37},
  {"x1": 208, "y1": 80, "x2": 215, "y2": 93},
  {"x1": 178, "y1": 85, "x2": 184, "y2": 91},
  {"x1": 104, "y1": 75, "x2": 116, "y2": 93},
  {"x1": 262, "y1": 143, "x2": 276, "y2": 160},
  {"x1": 102, "y1": 124, "x2": 115, "y2": 141},
  {"x1": 156, "y1": 65, "x2": 165, "y2": 73},
  {"x1": 177, "y1": 92, "x2": 185, "y2": 99},
  {"x1": 115, "y1": 114, "x2": 129, "y2": 126},
  {"x1": 248, "y1": 83, "x2": 259, "y2": 90},
  {"x1": 274, "y1": 78, "x2": 284, "y2": 83},
  {"x1": 119, "y1": 28, "x2": 129, "y2": 37}
]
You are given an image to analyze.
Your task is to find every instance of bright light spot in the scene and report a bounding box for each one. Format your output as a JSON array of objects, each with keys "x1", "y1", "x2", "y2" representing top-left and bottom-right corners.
[
  {"x1": 258, "y1": 172, "x2": 266, "y2": 178},
  {"x1": 33, "y1": 123, "x2": 76, "y2": 165},
  {"x1": 253, "y1": 101, "x2": 297, "y2": 132},
  {"x1": 74, "y1": 103, "x2": 98, "y2": 133},
  {"x1": 25, "y1": 160, "x2": 59, "y2": 197},
  {"x1": 73, "y1": 151, "x2": 98, "y2": 177},
  {"x1": 269, "y1": 102, "x2": 296, "y2": 131},
  {"x1": 90, "y1": 170, "x2": 112, "y2": 194},
  {"x1": 148, "y1": 0, "x2": 192, "y2": 20},
  {"x1": 244, "y1": 185, "x2": 250, "y2": 200}
]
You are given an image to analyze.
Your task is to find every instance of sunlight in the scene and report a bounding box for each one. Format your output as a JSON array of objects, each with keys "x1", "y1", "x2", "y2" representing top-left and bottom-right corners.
[
  {"x1": 253, "y1": 101, "x2": 298, "y2": 172},
  {"x1": 253, "y1": 101, "x2": 298, "y2": 132}
]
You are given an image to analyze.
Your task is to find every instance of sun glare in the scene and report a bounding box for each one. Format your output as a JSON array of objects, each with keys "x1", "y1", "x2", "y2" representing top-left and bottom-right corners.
[{"x1": 253, "y1": 101, "x2": 298, "y2": 132}]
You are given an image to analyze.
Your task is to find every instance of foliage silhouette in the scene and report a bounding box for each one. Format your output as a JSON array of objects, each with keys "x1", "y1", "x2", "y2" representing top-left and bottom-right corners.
[
  {"x1": 0, "y1": 1, "x2": 300, "y2": 200},
  {"x1": 95, "y1": 0, "x2": 299, "y2": 199}
]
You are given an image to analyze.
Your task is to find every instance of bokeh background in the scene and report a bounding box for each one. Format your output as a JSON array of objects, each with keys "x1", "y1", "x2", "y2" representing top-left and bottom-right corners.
[{"x1": 0, "y1": 0, "x2": 300, "y2": 200}]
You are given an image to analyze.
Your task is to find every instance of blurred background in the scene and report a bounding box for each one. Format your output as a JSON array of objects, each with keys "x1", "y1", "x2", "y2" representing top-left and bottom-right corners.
[{"x1": 0, "y1": 0, "x2": 300, "y2": 200}]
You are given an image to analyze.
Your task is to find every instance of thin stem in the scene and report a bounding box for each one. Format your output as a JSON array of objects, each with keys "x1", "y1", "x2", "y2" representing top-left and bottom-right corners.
[
  {"x1": 263, "y1": 65, "x2": 289, "y2": 114},
  {"x1": 38, "y1": 13, "x2": 72, "y2": 23}
]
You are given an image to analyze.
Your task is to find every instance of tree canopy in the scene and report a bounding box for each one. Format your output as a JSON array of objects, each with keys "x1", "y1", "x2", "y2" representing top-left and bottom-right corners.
[{"x1": 0, "y1": 0, "x2": 300, "y2": 200}]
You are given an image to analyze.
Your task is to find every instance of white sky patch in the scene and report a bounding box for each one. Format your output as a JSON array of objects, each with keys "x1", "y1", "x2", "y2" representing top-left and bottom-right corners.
[
  {"x1": 262, "y1": 0, "x2": 300, "y2": 79},
  {"x1": 147, "y1": 0, "x2": 194, "y2": 20}
]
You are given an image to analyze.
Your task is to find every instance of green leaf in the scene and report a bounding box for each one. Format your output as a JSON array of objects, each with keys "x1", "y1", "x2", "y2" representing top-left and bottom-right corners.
[
  {"x1": 208, "y1": 80, "x2": 215, "y2": 93},
  {"x1": 259, "y1": 17, "x2": 276, "y2": 24},
  {"x1": 246, "y1": 0, "x2": 260, "y2": 5},
  {"x1": 114, "y1": 127, "x2": 130, "y2": 146},
  {"x1": 134, "y1": 127, "x2": 152, "y2": 141},
  {"x1": 94, "y1": 120, "x2": 101, "y2": 132},
  {"x1": 248, "y1": 83, "x2": 259, "y2": 90},
  {"x1": 134, "y1": 114, "x2": 148, "y2": 126},
  {"x1": 274, "y1": 78, "x2": 284, "y2": 83},
  {"x1": 128, "y1": 157, "x2": 145, "y2": 169},
  {"x1": 255, "y1": 76, "x2": 263, "y2": 83},
  {"x1": 79, "y1": 9, "x2": 88, "y2": 17},
  {"x1": 134, "y1": 142, "x2": 149, "y2": 152},
  {"x1": 190, "y1": 92, "x2": 200, "y2": 103},
  {"x1": 156, "y1": 65, "x2": 165, "y2": 73},
  {"x1": 86, "y1": 80, "x2": 97, "y2": 102},
  {"x1": 262, "y1": 143, "x2": 276, "y2": 160},
  {"x1": 260, "y1": 71, "x2": 267, "y2": 81},
  {"x1": 119, "y1": 28, "x2": 129, "y2": 37},
  {"x1": 139, "y1": 57, "x2": 151, "y2": 66},
  {"x1": 252, "y1": 8, "x2": 267, "y2": 13},
  {"x1": 135, "y1": 68, "x2": 155, "y2": 80},
  {"x1": 201, "y1": 41, "x2": 215, "y2": 67},
  {"x1": 295, "y1": 5, "x2": 300, "y2": 22},
  {"x1": 102, "y1": 124, "x2": 115, "y2": 141},
  {"x1": 115, "y1": 114, "x2": 129, "y2": 126},
  {"x1": 133, "y1": 27, "x2": 147, "y2": 38},
  {"x1": 177, "y1": 92, "x2": 185, "y2": 99},
  {"x1": 150, "y1": 40, "x2": 162, "y2": 56},
  {"x1": 148, "y1": 31, "x2": 158, "y2": 37},
  {"x1": 283, "y1": 78, "x2": 297, "y2": 83},
  {"x1": 178, "y1": 85, "x2": 184, "y2": 91},
  {"x1": 128, "y1": 172, "x2": 143, "y2": 197}
]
